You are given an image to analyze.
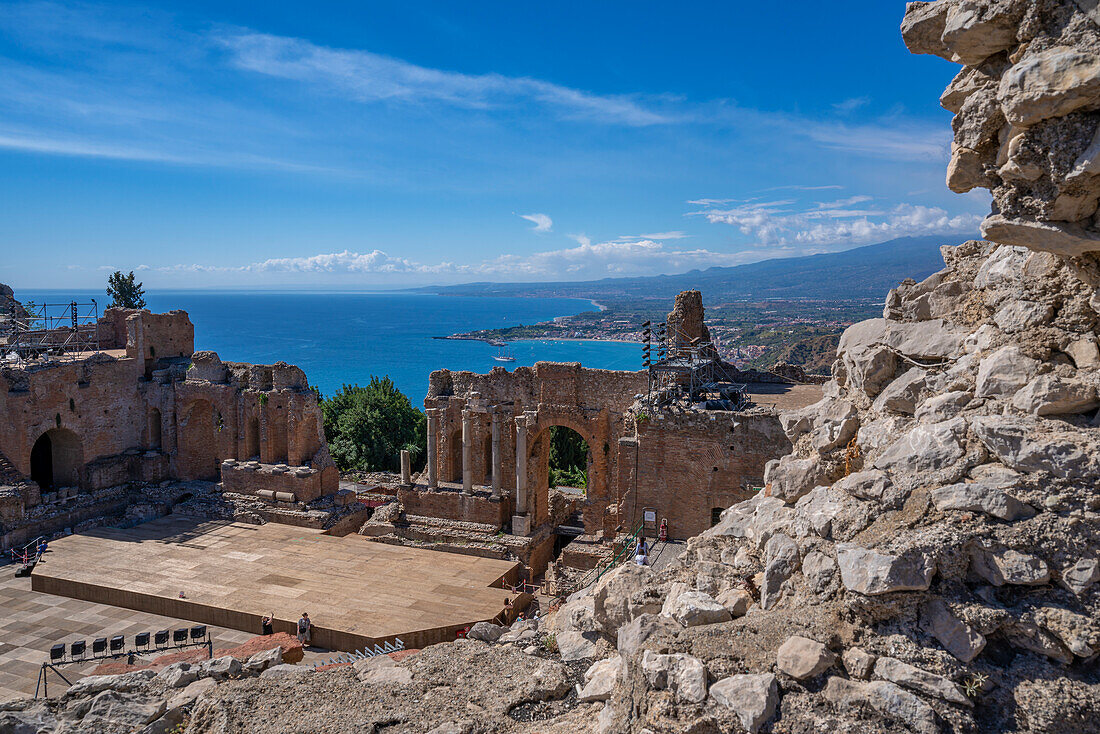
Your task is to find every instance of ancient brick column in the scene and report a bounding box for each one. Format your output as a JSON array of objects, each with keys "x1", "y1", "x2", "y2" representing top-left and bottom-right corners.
[
  {"x1": 461, "y1": 409, "x2": 473, "y2": 495},
  {"x1": 426, "y1": 408, "x2": 440, "y2": 489},
  {"x1": 490, "y1": 410, "x2": 501, "y2": 500}
]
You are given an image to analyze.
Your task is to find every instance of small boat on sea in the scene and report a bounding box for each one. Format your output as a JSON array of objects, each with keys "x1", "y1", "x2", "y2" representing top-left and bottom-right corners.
[{"x1": 492, "y1": 344, "x2": 516, "y2": 362}]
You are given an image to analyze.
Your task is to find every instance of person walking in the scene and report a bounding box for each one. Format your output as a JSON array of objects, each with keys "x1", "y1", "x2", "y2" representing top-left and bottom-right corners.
[
  {"x1": 634, "y1": 537, "x2": 649, "y2": 566},
  {"x1": 297, "y1": 612, "x2": 312, "y2": 645}
]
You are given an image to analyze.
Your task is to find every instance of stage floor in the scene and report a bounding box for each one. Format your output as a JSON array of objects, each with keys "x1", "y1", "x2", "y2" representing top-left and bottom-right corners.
[{"x1": 31, "y1": 517, "x2": 521, "y2": 651}]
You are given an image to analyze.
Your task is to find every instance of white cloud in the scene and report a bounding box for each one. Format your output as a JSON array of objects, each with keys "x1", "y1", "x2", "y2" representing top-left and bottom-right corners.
[
  {"x1": 519, "y1": 213, "x2": 553, "y2": 233},
  {"x1": 832, "y1": 97, "x2": 869, "y2": 113},
  {"x1": 218, "y1": 33, "x2": 669, "y2": 126},
  {"x1": 689, "y1": 194, "x2": 981, "y2": 247}
]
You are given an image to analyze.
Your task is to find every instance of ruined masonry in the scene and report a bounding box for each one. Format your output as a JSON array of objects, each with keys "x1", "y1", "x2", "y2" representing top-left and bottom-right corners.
[{"x1": 0, "y1": 304, "x2": 338, "y2": 551}]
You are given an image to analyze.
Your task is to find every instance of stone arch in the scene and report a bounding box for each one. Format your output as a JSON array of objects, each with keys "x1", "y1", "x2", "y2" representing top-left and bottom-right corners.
[
  {"x1": 178, "y1": 399, "x2": 218, "y2": 480},
  {"x1": 527, "y1": 412, "x2": 601, "y2": 527},
  {"x1": 148, "y1": 408, "x2": 162, "y2": 450},
  {"x1": 30, "y1": 428, "x2": 83, "y2": 490}
]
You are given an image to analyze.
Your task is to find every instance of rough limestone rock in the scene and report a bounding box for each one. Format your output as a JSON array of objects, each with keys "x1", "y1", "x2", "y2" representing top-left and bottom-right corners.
[
  {"x1": 709, "y1": 673, "x2": 778, "y2": 734},
  {"x1": 764, "y1": 455, "x2": 827, "y2": 503},
  {"x1": 354, "y1": 655, "x2": 413, "y2": 686},
  {"x1": 761, "y1": 533, "x2": 800, "y2": 609},
  {"x1": 931, "y1": 480, "x2": 1035, "y2": 521},
  {"x1": 841, "y1": 647, "x2": 877, "y2": 680},
  {"x1": 970, "y1": 546, "x2": 1051, "y2": 586},
  {"x1": 199, "y1": 655, "x2": 241, "y2": 681},
  {"x1": 873, "y1": 656, "x2": 971, "y2": 707},
  {"x1": 975, "y1": 346, "x2": 1040, "y2": 398},
  {"x1": 715, "y1": 588, "x2": 752, "y2": 617},
  {"x1": 824, "y1": 677, "x2": 939, "y2": 734},
  {"x1": 872, "y1": 369, "x2": 928, "y2": 414},
  {"x1": 873, "y1": 417, "x2": 966, "y2": 477},
  {"x1": 258, "y1": 664, "x2": 310, "y2": 680},
  {"x1": 836, "y1": 543, "x2": 934, "y2": 595},
  {"x1": 466, "y1": 621, "x2": 507, "y2": 643},
  {"x1": 591, "y1": 563, "x2": 662, "y2": 640},
  {"x1": 616, "y1": 613, "x2": 680, "y2": 658},
  {"x1": 661, "y1": 587, "x2": 732, "y2": 627},
  {"x1": 998, "y1": 47, "x2": 1100, "y2": 127},
  {"x1": 1060, "y1": 558, "x2": 1100, "y2": 595},
  {"x1": 776, "y1": 636, "x2": 835, "y2": 680},
  {"x1": 1011, "y1": 374, "x2": 1099, "y2": 415},
  {"x1": 576, "y1": 657, "x2": 622, "y2": 702},
  {"x1": 641, "y1": 650, "x2": 708, "y2": 703},
  {"x1": 157, "y1": 662, "x2": 197, "y2": 689},
  {"x1": 77, "y1": 690, "x2": 166, "y2": 731},
  {"x1": 971, "y1": 415, "x2": 1096, "y2": 478},
  {"x1": 64, "y1": 670, "x2": 156, "y2": 699},
  {"x1": 243, "y1": 646, "x2": 283, "y2": 674},
  {"x1": 555, "y1": 630, "x2": 598, "y2": 661},
  {"x1": 922, "y1": 598, "x2": 986, "y2": 663}
]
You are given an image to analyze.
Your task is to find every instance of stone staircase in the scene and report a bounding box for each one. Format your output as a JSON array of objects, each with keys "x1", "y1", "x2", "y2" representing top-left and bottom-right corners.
[
  {"x1": 361, "y1": 513, "x2": 528, "y2": 560},
  {"x1": 0, "y1": 450, "x2": 27, "y2": 486}
]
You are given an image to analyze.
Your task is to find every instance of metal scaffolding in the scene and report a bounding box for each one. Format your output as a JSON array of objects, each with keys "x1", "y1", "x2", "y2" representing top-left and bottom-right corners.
[
  {"x1": 642, "y1": 320, "x2": 748, "y2": 413},
  {"x1": 3, "y1": 300, "x2": 100, "y2": 361}
]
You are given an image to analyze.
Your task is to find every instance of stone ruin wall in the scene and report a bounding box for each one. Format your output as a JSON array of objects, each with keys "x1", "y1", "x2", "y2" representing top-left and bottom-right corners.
[
  {"x1": 0, "y1": 299, "x2": 336, "y2": 550},
  {"x1": 424, "y1": 362, "x2": 647, "y2": 532},
  {"x1": 618, "y1": 409, "x2": 793, "y2": 540}
]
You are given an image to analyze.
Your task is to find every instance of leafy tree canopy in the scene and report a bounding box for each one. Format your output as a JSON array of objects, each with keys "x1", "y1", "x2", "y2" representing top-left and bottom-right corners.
[
  {"x1": 321, "y1": 377, "x2": 426, "y2": 473},
  {"x1": 549, "y1": 426, "x2": 588, "y2": 489},
  {"x1": 106, "y1": 270, "x2": 146, "y2": 309}
]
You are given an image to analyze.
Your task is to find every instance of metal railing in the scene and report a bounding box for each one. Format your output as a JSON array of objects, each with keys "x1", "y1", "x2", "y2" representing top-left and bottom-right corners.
[
  {"x1": 313, "y1": 638, "x2": 405, "y2": 667},
  {"x1": 554, "y1": 522, "x2": 647, "y2": 600}
]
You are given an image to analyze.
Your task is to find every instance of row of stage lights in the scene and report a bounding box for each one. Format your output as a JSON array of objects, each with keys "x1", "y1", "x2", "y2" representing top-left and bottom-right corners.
[
  {"x1": 49, "y1": 625, "x2": 208, "y2": 663},
  {"x1": 641, "y1": 321, "x2": 667, "y2": 368}
]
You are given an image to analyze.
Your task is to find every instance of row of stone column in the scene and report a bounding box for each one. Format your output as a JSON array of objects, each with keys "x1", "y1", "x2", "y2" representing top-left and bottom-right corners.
[{"x1": 423, "y1": 407, "x2": 529, "y2": 514}]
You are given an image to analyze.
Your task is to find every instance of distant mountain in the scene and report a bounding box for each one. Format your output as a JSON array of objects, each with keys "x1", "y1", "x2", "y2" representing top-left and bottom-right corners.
[{"x1": 420, "y1": 234, "x2": 969, "y2": 302}]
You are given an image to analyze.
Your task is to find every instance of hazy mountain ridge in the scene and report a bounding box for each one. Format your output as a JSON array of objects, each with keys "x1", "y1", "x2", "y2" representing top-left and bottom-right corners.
[{"x1": 419, "y1": 235, "x2": 967, "y2": 302}]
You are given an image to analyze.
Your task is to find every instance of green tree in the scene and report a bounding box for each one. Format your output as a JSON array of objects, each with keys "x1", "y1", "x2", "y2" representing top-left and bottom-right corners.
[
  {"x1": 106, "y1": 270, "x2": 146, "y2": 309},
  {"x1": 321, "y1": 377, "x2": 426, "y2": 473},
  {"x1": 548, "y1": 426, "x2": 588, "y2": 489}
]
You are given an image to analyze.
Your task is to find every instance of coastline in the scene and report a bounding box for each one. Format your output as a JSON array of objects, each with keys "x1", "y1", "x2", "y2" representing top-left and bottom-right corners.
[{"x1": 436, "y1": 334, "x2": 639, "y2": 345}]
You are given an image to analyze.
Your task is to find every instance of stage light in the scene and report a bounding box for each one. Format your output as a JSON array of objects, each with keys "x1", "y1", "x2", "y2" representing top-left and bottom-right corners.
[
  {"x1": 49, "y1": 644, "x2": 65, "y2": 662},
  {"x1": 154, "y1": 630, "x2": 169, "y2": 647},
  {"x1": 134, "y1": 632, "x2": 150, "y2": 649},
  {"x1": 172, "y1": 628, "x2": 187, "y2": 644},
  {"x1": 189, "y1": 625, "x2": 206, "y2": 641},
  {"x1": 109, "y1": 635, "x2": 124, "y2": 653},
  {"x1": 92, "y1": 637, "x2": 107, "y2": 656},
  {"x1": 70, "y1": 640, "x2": 86, "y2": 659}
]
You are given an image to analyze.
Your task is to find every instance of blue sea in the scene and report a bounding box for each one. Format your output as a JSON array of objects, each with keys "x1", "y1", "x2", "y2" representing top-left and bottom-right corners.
[{"x1": 16, "y1": 290, "x2": 642, "y2": 405}]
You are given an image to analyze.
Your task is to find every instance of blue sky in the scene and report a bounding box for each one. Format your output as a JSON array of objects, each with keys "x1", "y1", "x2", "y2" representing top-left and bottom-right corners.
[{"x1": 0, "y1": 1, "x2": 987, "y2": 289}]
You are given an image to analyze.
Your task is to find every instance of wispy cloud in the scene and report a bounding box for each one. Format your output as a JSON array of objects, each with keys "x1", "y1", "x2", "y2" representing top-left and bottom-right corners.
[
  {"x1": 218, "y1": 32, "x2": 670, "y2": 126},
  {"x1": 518, "y1": 213, "x2": 553, "y2": 232},
  {"x1": 832, "y1": 96, "x2": 869, "y2": 113},
  {"x1": 689, "y1": 193, "x2": 980, "y2": 246}
]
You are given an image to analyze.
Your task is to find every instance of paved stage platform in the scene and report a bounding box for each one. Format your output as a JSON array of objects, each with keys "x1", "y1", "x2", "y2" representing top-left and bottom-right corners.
[{"x1": 31, "y1": 517, "x2": 523, "y2": 651}]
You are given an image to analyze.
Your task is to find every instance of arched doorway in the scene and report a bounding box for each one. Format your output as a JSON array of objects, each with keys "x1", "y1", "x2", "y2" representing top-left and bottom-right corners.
[
  {"x1": 30, "y1": 429, "x2": 83, "y2": 490},
  {"x1": 178, "y1": 399, "x2": 218, "y2": 480},
  {"x1": 548, "y1": 426, "x2": 589, "y2": 492}
]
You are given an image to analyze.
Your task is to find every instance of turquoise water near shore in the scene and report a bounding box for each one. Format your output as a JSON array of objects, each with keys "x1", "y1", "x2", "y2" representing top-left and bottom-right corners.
[{"x1": 17, "y1": 290, "x2": 641, "y2": 404}]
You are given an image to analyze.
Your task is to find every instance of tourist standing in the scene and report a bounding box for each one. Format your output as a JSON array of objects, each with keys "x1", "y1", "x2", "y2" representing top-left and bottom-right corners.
[
  {"x1": 261, "y1": 612, "x2": 274, "y2": 636},
  {"x1": 634, "y1": 537, "x2": 649, "y2": 566},
  {"x1": 297, "y1": 612, "x2": 312, "y2": 645}
]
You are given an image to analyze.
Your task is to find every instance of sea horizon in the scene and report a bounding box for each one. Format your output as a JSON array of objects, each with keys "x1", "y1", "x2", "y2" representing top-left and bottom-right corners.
[{"x1": 13, "y1": 288, "x2": 640, "y2": 405}]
